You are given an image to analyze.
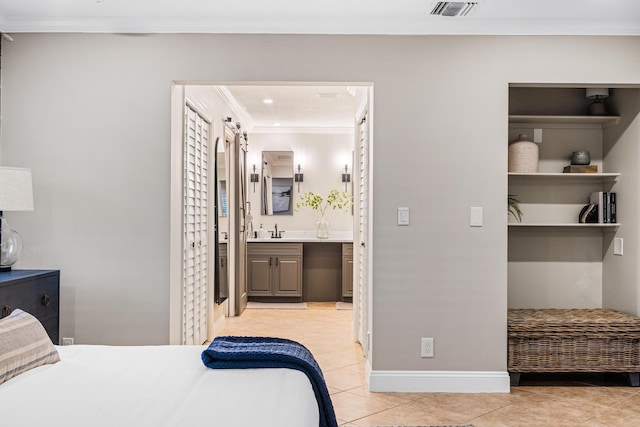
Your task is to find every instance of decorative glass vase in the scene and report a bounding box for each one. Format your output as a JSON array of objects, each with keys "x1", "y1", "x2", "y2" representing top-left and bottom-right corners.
[
  {"x1": 316, "y1": 215, "x2": 331, "y2": 239},
  {"x1": 0, "y1": 217, "x2": 23, "y2": 270}
]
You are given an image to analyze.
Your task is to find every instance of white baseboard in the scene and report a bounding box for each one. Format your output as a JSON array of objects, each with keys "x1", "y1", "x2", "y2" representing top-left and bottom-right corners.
[{"x1": 369, "y1": 369, "x2": 511, "y2": 393}]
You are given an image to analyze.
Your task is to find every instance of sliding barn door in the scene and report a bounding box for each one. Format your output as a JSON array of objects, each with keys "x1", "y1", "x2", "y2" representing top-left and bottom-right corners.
[
  {"x1": 182, "y1": 104, "x2": 210, "y2": 345},
  {"x1": 234, "y1": 130, "x2": 248, "y2": 315}
]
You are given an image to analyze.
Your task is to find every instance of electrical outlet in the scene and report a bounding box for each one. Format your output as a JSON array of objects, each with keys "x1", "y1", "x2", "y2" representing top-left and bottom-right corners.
[
  {"x1": 421, "y1": 337, "x2": 434, "y2": 358},
  {"x1": 397, "y1": 207, "x2": 410, "y2": 226},
  {"x1": 62, "y1": 337, "x2": 74, "y2": 346}
]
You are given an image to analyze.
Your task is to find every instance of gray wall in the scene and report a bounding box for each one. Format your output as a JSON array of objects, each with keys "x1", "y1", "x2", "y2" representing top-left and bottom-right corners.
[
  {"x1": 603, "y1": 89, "x2": 640, "y2": 314},
  {"x1": 2, "y1": 34, "x2": 639, "y2": 373}
]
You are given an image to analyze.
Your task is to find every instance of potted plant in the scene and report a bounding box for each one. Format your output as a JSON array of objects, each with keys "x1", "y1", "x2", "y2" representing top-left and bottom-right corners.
[
  {"x1": 296, "y1": 189, "x2": 353, "y2": 238},
  {"x1": 508, "y1": 195, "x2": 523, "y2": 222}
]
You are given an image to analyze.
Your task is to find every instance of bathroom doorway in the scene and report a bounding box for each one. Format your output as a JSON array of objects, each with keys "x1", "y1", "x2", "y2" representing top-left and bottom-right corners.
[{"x1": 170, "y1": 81, "x2": 373, "y2": 354}]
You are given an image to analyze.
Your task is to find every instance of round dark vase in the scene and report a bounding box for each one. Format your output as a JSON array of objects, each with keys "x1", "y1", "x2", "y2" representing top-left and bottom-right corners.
[{"x1": 571, "y1": 150, "x2": 591, "y2": 165}]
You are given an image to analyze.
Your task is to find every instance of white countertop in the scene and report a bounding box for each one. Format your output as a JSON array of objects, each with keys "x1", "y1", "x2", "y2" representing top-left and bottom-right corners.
[{"x1": 247, "y1": 230, "x2": 353, "y2": 243}]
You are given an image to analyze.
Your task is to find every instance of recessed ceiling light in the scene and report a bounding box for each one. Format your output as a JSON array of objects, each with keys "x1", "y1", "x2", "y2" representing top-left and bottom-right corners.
[
  {"x1": 274, "y1": 123, "x2": 281, "y2": 127},
  {"x1": 263, "y1": 98, "x2": 274, "y2": 104}
]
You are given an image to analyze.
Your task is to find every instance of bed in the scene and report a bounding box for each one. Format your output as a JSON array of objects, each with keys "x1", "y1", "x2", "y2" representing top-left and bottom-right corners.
[{"x1": 0, "y1": 310, "x2": 324, "y2": 427}]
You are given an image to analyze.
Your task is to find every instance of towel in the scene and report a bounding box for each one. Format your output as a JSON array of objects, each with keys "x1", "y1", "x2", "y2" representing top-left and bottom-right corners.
[{"x1": 202, "y1": 336, "x2": 337, "y2": 427}]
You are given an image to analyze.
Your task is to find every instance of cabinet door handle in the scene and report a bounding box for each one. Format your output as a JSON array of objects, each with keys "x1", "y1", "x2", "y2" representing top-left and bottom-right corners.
[
  {"x1": 42, "y1": 294, "x2": 51, "y2": 307},
  {"x1": 1, "y1": 305, "x2": 11, "y2": 317},
  {"x1": 220, "y1": 258, "x2": 224, "y2": 268},
  {"x1": 269, "y1": 257, "x2": 272, "y2": 266}
]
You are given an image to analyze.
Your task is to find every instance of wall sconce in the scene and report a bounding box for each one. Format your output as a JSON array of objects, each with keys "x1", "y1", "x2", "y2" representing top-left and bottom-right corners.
[
  {"x1": 294, "y1": 164, "x2": 304, "y2": 192},
  {"x1": 341, "y1": 164, "x2": 351, "y2": 192},
  {"x1": 586, "y1": 88, "x2": 609, "y2": 116},
  {"x1": 250, "y1": 164, "x2": 259, "y2": 193}
]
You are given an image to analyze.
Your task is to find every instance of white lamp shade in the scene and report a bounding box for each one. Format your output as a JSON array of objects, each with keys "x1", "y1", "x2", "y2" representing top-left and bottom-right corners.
[
  {"x1": 0, "y1": 167, "x2": 34, "y2": 211},
  {"x1": 586, "y1": 88, "x2": 609, "y2": 99}
]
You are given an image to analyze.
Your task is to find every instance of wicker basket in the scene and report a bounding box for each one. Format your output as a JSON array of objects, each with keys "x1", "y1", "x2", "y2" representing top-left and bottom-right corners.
[{"x1": 508, "y1": 308, "x2": 640, "y2": 385}]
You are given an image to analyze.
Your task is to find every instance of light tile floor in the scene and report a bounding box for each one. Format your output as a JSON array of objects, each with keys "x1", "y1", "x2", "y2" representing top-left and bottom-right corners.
[{"x1": 220, "y1": 302, "x2": 640, "y2": 426}]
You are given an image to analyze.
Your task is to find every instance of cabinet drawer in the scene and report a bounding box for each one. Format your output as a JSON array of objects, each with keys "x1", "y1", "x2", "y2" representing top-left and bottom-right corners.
[{"x1": 247, "y1": 242, "x2": 303, "y2": 257}]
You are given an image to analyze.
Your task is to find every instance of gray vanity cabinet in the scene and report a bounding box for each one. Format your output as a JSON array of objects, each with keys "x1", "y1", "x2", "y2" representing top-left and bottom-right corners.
[
  {"x1": 342, "y1": 243, "x2": 353, "y2": 299},
  {"x1": 247, "y1": 243, "x2": 303, "y2": 299}
]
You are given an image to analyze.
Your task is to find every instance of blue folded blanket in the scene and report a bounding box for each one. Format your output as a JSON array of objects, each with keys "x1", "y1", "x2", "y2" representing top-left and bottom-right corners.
[{"x1": 202, "y1": 336, "x2": 338, "y2": 427}]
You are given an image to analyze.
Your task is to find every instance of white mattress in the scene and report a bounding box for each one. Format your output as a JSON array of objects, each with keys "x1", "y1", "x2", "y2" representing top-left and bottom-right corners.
[{"x1": 0, "y1": 344, "x2": 319, "y2": 427}]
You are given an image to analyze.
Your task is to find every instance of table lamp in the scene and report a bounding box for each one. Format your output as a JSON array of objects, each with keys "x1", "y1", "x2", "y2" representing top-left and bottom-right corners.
[
  {"x1": 586, "y1": 88, "x2": 609, "y2": 116},
  {"x1": 0, "y1": 167, "x2": 34, "y2": 271}
]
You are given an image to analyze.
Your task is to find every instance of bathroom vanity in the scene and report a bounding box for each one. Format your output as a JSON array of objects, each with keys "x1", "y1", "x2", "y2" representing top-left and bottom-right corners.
[
  {"x1": 247, "y1": 242, "x2": 303, "y2": 299},
  {"x1": 247, "y1": 233, "x2": 353, "y2": 302}
]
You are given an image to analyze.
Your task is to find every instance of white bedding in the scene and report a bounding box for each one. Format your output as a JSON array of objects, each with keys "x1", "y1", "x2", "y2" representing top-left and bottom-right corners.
[{"x1": 0, "y1": 344, "x2": 319, "y2": 427}]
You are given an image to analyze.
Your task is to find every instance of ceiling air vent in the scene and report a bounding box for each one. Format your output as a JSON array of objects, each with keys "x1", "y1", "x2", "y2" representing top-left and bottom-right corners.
[{"x1": 430, "y1": 2, "x2": 478, "y2": 17}]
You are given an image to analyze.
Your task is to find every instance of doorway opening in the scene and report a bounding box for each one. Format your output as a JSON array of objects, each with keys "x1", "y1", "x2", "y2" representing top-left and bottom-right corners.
[{"x1": 169, "y1": 81, "x2": 373, "y2": 360}]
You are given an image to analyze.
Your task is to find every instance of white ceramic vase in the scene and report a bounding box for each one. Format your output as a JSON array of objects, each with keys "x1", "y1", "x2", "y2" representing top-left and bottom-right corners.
[{"x1": 508, "y1": 134, "x2": 539, "y2": 173}]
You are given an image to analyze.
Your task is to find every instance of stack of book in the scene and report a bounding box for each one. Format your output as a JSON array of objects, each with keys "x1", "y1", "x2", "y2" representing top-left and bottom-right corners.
[
  {"x1": 589, "y1": 191, "x2": 617, "y2": 223},
  {"x1": 563, "y1": 165, "x2": 598, "y2": 173}
]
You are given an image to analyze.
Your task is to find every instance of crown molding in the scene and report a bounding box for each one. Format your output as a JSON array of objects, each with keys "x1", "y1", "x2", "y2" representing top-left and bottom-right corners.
[
  {"x1": 1, "y1": 17, "x2": 639, "y2": 36},
  {"x1": 0, "y1": 12, "x2": 7, "y2": 33}
]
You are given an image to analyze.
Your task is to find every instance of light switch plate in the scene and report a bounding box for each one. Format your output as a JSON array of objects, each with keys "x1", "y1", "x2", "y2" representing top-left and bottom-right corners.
[
  {"x1": 470, "y1": 207, "x2": 483, "y2": 227},
  {"x1": 614, "y1": 237, "x2": 623, "y2": 255},
  {"x1": 533, "y1": 128, "x2": 543, "y2": 143},
  {"x1": 397, "y1": 207, "x2": 409, "y2": 226}
]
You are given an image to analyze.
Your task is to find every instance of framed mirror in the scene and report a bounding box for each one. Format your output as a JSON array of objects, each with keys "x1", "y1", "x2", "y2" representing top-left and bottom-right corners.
[{"x1": 261, "y1": 150, "x2": 294, "y2": 216}]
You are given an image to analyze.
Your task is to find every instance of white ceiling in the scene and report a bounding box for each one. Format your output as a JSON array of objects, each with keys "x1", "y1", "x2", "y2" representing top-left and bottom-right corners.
[
  {"x1": 223, "y1": 85, "x2": 363, "y2": 132},
  {"x1": 0, "y1": 0, "x2": 639, "y2": 35}
]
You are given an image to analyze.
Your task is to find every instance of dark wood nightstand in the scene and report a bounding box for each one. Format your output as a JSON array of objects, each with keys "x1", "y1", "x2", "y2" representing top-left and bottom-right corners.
[{"x1": 0, "y1": 270, "x2": 60, "y2": 344}]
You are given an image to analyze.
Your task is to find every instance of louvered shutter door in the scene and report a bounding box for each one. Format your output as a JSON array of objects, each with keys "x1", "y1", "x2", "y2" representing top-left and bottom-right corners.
[
  {"x1": 357, "y1": 112, "x2": 369, "y2": 354},
  {"x1": 183, "y1": 105, "x2": 209, "y2": 345}
]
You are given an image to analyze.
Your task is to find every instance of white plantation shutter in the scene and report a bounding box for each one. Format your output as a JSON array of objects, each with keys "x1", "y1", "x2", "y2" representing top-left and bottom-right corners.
[
  {"x1": 357, "y1": 111, "x2": 369, "y2": 354},
  {"x1": 183, "y1": 104, "x2": 209, "y2": 345}
]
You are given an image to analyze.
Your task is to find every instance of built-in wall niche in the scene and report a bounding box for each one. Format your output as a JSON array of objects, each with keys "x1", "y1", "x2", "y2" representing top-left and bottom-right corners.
[{"x1": 507, "y1": 86, "x2": 640, "y2": 313}]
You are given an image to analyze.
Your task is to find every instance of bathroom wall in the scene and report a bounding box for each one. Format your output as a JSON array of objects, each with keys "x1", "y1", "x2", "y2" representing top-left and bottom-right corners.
[{"x1": 246, "y1": 132, "x2": 355, "y2": 235}]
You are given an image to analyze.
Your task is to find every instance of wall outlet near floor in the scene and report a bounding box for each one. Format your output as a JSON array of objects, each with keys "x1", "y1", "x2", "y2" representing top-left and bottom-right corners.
[
  {"x1": 421, "y1": 337, "x2": 434, "y2": 358},
  {"x1": 62, "y1": 337, "x2": 74, "y2": 346}
]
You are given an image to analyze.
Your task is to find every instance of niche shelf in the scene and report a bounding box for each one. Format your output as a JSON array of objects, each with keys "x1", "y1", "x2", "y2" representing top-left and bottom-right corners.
[
  {"x1": 508, "y1": 223, "x2": 620, "y2": 228},
  {"x1": 508, "y1": 115, "x2": 620, "y2": 127}
]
